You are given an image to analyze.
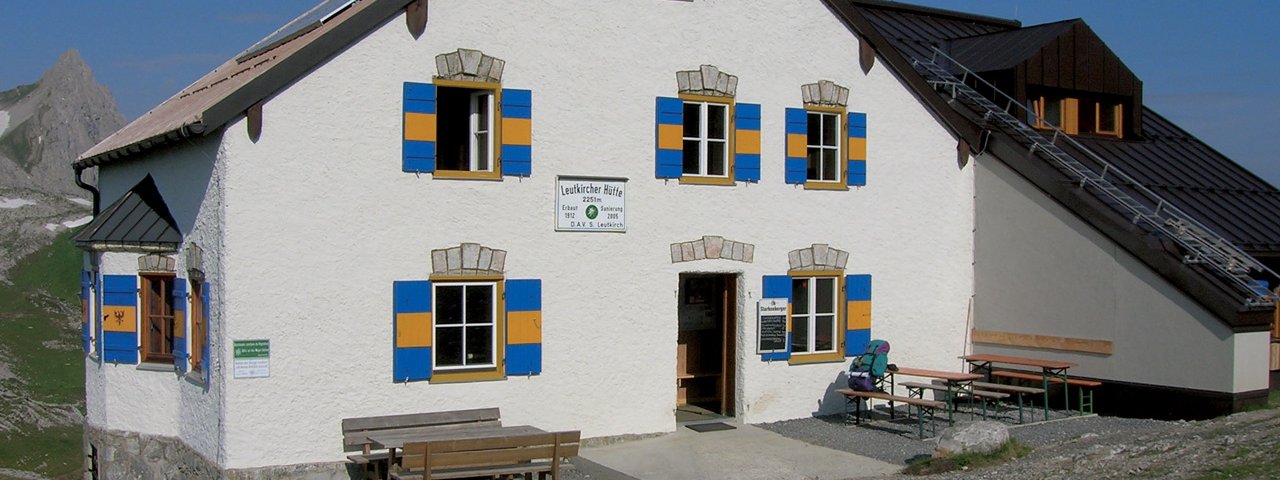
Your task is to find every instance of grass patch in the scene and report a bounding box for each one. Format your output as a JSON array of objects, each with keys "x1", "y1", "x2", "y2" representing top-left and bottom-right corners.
[
  {"x1": 903, "y1": 439, "x2": 1033, "y2": 475},
  {"x1": 0, "y1": 425, "x2": 83, "y2": 479},
  {"x1": 0, "y1": 230, "x2": 84, "y2": 404},
  {"x1": 1193, "y1": 445, "x2": 1280, "y2": 480}
]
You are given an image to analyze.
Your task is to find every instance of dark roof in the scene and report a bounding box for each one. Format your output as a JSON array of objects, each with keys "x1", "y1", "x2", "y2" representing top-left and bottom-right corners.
[
  {"x1": 828, "y1": 0, "x2": 1279, "y2": 324},
  {"x1": 74, "y1": 0, "x2": 414, "y2": 168},
  {"x1": 947, "y1": 20, "x2": 1076, "y2": 73},
  {"x1": 74, "y1": 175, "x2": 181, "y2": 251}
]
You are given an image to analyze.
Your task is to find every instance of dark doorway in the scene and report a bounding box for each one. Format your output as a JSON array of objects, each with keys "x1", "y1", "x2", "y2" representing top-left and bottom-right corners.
[{"x1": 676, "y1": 273, "x2": 737, "y2": 418}]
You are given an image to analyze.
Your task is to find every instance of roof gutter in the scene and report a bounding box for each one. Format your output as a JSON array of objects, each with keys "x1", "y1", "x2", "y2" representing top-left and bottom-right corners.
[
  {"x1": 73, "y1": 164, "x2": 100, "y2": 216},
  {"x1": 73, "y1": 121, "x2": 206, "y2": 170}
]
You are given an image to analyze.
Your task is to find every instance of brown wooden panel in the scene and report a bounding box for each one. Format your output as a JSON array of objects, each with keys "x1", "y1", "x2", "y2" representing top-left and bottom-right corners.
[
  {"x1": 1059, "y1": 29, "x2": 1075, "y2": 90},
  {"x1": 1041, "y1": 39, "x2": 1059, "y2": 88},
  {"x1": 971, "y1": 329, "x2": 1113, "y2": 355},
  {"x1": 1270, "y1": 342, "x2": 1279, "y2": 371},
  {"x1": 342, "y1": 408, "x2": 501, "y2": 431}
]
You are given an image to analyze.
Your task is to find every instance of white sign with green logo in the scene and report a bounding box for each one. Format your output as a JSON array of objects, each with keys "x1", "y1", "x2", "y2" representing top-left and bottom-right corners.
[
  {"x1": 555, "y1": 176, "x2": 626, "y2": 232},
  {"x1": 233, "y1": 339, "x2": 270, "y2": 379}
]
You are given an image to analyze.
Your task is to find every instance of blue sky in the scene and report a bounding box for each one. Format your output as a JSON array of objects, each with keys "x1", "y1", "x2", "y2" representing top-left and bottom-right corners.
[{"x1": 1, "y1": 1, "x2": 1275, "y2": 187}]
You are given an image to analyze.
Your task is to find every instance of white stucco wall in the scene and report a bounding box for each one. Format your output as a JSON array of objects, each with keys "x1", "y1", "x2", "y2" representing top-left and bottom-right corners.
[
  {"x1": 88, "y1": 0, "x2": 974, "y2": 470},
  {"x1": 973, "y1": 154, "x2": 1269, "y2": 393},
  {"x1": 84, "y1": 133, "x2": 225, "y2": 463}
]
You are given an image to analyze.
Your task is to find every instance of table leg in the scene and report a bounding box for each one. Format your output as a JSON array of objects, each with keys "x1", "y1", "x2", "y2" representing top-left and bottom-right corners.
[{"x1": 1040, "y1": 374, "x2": 1050, "y2": 421}]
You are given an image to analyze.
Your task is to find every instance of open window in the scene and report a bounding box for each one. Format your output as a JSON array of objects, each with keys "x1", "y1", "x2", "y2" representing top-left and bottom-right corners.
[
  {"x1": 141, "y1": 274, "x2": 176, "y2": 364},
  {"x1": 436, "y1": 86, "x2": 496, "y2": 174}
]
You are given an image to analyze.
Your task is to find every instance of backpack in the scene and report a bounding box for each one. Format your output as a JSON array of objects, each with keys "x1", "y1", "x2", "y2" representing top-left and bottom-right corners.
[{"x1": 847, "y1": 340, "x2": 890, "y2": 391}]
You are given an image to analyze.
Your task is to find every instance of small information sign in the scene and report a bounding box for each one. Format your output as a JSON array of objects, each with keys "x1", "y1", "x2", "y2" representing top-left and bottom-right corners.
[
  {"x1": 556, "y1": 176, "x2": 626, "y2": 232},
  {"x1": 757, "y1": 298, "x2": 788, "y2": 354},
  {"x1": 233, "y1": 339, "x2": 270, "y2": 379}
]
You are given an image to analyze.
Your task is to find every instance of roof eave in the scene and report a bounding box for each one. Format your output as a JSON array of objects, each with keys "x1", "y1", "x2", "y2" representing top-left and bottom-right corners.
[{"x1": 823, "y1": 0, "x2": 984, "y2": 148}]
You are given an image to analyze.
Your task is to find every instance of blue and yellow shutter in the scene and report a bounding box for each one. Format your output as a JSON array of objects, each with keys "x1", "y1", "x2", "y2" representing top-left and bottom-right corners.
[
  {"x1": 403, "y1": 82, "x2": 436, "y2": 173},
  {"x1": 80, "y1": 271, "x2": 91, "y2": 353},
  {"x1": 784, "y1": 108, "x2": 807, "y2": 184},
  {"x1": 761, "y1": 275, "x2": 792, "y2": 361},
  {"x1": 847, "y1": 112, "x2": 867, "y2": 186},
  {"x1": 393, "y1": 280, "x2": 432, "y2": 382},
  {"x1": 95, "y1": 271, "x2": 104, "y2": 356},
  {"x1": 172, "y1": 280, "x2": 187, "y2": 373},
  {"x1": 845, "y1": 274, "x2": 872, "y2": 355},
  {"x1": 500, "y1": 89, "x2": 532, "y2": 177},
  {"x1": 102, "y1": 275, "x2": 138, "y2": 364},
  {"x1": 655, "y1": 97, "x2": 683, "y2": 179},
  {"x1": 201, "y1": 281, "x2": 212, "y2": 385},
  {"x1": 734, "y1": 103, "x2": 761, "y2": 182},
  {"x1": 505, "y1": 279, "x2": 542, "y2": 376}
]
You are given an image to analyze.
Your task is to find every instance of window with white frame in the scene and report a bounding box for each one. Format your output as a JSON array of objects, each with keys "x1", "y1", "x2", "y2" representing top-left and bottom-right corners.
[
  {"x1": 437, "y1": 86, "x2": 495, "y2": 172},
  {"x1": 433, "y1": 282, "x2": 497, "y2": 369},
  {"x1": 682, "y1": 101, "x2": 729, "y2": 177},
  {"x1": 791, "y1": 276, "x2": 838, "y2": 354},
  {"x1": 806, "y1": 111, "x2": 841, "y2": 182}
]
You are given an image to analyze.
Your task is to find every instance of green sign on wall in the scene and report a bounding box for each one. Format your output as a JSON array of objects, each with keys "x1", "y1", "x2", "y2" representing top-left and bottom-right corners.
[{"x1": 233, "y1": 339, "x2": 270, "y2": 378}]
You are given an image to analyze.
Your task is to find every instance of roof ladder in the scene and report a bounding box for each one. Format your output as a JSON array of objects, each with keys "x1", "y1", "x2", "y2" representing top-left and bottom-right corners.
[{"x1": 912, "y1": 47, "x2": 1279, "y2": 308}]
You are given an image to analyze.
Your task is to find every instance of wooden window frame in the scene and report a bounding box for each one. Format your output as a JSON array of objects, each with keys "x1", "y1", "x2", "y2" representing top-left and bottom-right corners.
[
  {"x1": 677, "y1": 93, "x2": 736, "y2": 186},
  {"x1": 1094, "y1": 102, "x2": 1124, "y2": 138},
  {"x1": 787, "y1": 271, "x2": 845, "y2": 364},
  {"x1": 1030, "y1": 95, "x2": 1080, "y2": 135},
  {"x1": 428, "y1": 275, "x2": 506, "y2": 383},
  {"x1": 432, "y1": 79, "x2": 503, "y2": 181},
  {"x1": 803, "y1": 106, "x2": 848, "y2": 191},
  {"x1": 189, "y1": 280, "x2": 205, "y2": 374},
  {"x1": 140, "y1": 273, "x2": 176, "y2": 364}
]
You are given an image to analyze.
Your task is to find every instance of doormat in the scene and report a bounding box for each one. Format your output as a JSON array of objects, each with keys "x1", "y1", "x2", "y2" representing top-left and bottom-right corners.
[{"x1": 686, "y1": 422, "x2": 736, "y2": 433}]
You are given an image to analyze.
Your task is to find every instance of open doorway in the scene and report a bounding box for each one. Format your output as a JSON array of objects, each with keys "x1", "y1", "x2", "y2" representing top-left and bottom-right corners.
[{"x1": 676, "y1": 273, "x2": 737, "y2": 422}]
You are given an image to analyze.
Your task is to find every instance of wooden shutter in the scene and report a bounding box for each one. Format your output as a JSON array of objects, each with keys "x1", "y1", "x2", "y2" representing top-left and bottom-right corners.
[
  {"x1": 762, "y1": 275, "x2": 792, "y2": 361},
  {"x1": 505, "y1": 279, "x2": 542, "y2": 376},
  {"x1": 845, "y1": 274, "x2": 872, "y2": 356},
  {"x1": 95, "y1": 271, "x2": 104, "y2": 356},
  {"x1": 847, "y1": 112, "x2": 867, "y2": 186},
  {"x1": 172, "y1": 280, "x2": 187, "y2": 372},
  {"x1": 81, "y1": 271, "x2": 92, "y2": 353},
  {"x1": 784, "y1": 108, "x2": 807, "y2": 184},
  {"x1": 500, "y1": 89, "x2": 532, "y2": 176},
  {"x1": 393, "y1": 280, "x2": 432, "y2": 382},
  {"x1": 403, "y1": 82, "x2": 437, "y2": 173},
  {"x1": 102, "y1": 275, "x2": 139, "y2": 364},
  {"x1": 733, "y1": 103, "x2": 761, "y2": 182},
  {"x1": 655, "y1": 97, "x2": 684, "y2": 179},
  {"x1": 202, "y1": 281, "x2": 212, "y2": 385}
]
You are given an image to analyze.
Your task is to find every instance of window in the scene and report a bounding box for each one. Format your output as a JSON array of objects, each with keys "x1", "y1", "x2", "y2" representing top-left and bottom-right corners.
[
  {"x1": 682, "y1": 101, "x2": 729, "y2": 178},
  {"x1": 1029, "y1": 95, "x2": 1063, "y2": 130},
  {"x1": 189, "y1": 280, "x2": 205, "y2": 373},
  {"x1": 806, "y1": 111, "x2": 841, "y2": 183},
  {"x1": 141, "y1": 275, "x2": 176, "y2": 363},
  {"x1": 436, "y1": 85, "x2": 496, "y2": 174},
  {"x1": 791, "y1": 276, "x2": 838, "y2": 355},
  {"x1": 433, "y1": 282, "x2": 497, "y2": 370},
  {"x1": 1093, "y1": 101, "x2": 1123, "y2": 138}
]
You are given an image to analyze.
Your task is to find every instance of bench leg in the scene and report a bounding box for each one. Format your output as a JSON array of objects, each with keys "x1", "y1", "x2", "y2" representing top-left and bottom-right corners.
[{"x1": 1016, "y1": 393, "x2": 1024, "y2": 424}]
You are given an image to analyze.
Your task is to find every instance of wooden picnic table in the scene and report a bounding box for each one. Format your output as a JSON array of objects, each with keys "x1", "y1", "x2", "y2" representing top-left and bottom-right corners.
[
  {"x1": 367, "y1": 425, "x2": 546, "y2": 477},
  {"x1": 885, "y1": 367, "x2": 982, "y2": 422},
  {"x1": 962, "y1": 353, "x2": 1077, "y2": 421}
]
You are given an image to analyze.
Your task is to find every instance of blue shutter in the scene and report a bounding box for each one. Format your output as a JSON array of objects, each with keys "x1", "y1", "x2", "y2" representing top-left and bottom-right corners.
[
  {"x1": 655, "y1": 97, "x2": 684, "y2": 179},
  {"x1": 761, "y1": 275, "x2": 792, "y2": 361},
  {"x1": 733, "y1": 103, "x2": 761, "y2": 182},
  {"x1": 393, "y1": 280, "x2": 432, "y2": 382},
  {"x1": 784, "y1": 108, "x2": 807, "y2": 184},
  {"x1": 403, "y1": 82, "x2": 437, "y2": 173},
  {"x1": 95, "y1": 271, "x2": 104, "y2": 357},
  {"x1": 847, "y1": 112, "x2": 867, "y2": 186},
  {"x1": 80, "y1": 271, "x2": 92, "y2": 353},
  {"x1": 202, "y1": 281, "x2": 212, "y2": 385},
  {"x1": 505, "y1": 279, "x2": 542, "y2": 376},
  {"x1": 500, "y1": 89, "x2": 533, "y2": 176},
  {"x1": 102, "y1": 275, "x2": 139, "y2": 364},
  {"x1": 172, "y1": 280, "x2": 188, "y2": 373},
  {"x1": 845, "y1": 274, "x2": 872, "y2": 356}
]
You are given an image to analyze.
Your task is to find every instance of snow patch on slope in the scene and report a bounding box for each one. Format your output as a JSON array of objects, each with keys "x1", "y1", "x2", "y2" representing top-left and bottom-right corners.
[
  {"x1": 0, "y1": 197, "x2": 36, "y2": 209},
  {"x1": 44, "y1": 215, "x2": 92, "y2": 231}
]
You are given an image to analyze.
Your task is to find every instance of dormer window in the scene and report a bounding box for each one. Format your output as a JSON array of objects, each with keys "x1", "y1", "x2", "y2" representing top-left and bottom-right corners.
[{"x1": 1030, "y1": 93, "x2": 1124, "y2": 139}]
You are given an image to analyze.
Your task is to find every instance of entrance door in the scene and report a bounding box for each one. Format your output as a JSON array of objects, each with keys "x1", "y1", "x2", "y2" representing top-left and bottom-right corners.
[{"x1": 676, "y1": 274, "x2": 737, "y2": 417}]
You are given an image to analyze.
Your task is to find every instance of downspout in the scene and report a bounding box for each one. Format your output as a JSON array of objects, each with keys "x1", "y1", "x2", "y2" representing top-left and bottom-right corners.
[{"x1": 74, "y1": 164, "x2": 100, "y2": 216}]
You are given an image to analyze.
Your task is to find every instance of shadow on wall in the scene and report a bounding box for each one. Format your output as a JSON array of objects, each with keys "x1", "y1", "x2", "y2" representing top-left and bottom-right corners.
[{"x1": 814, "y1": 370, "x2": 851, "y2": 417}]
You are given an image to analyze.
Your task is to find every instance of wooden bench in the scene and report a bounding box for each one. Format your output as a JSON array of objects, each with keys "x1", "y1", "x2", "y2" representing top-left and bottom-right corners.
[
  {"x1": 992, "y1": 370, "x2": 1102, "y2": 414},
  {"x1": 899, "y1": 381, "x2": 1010, "y2": 420},
  {"x1": 836, "y1": 388, "x2": 946, "y2": 439},
  {"x1": 972, "y1": 381, "x2": 1045, "y2": 424},
  {"x1": 343, "y1": 408, "x2": 502, "y2": 479},
  {"x1": 391, "y1": 430, "x2": 581, "y2": 480}
]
